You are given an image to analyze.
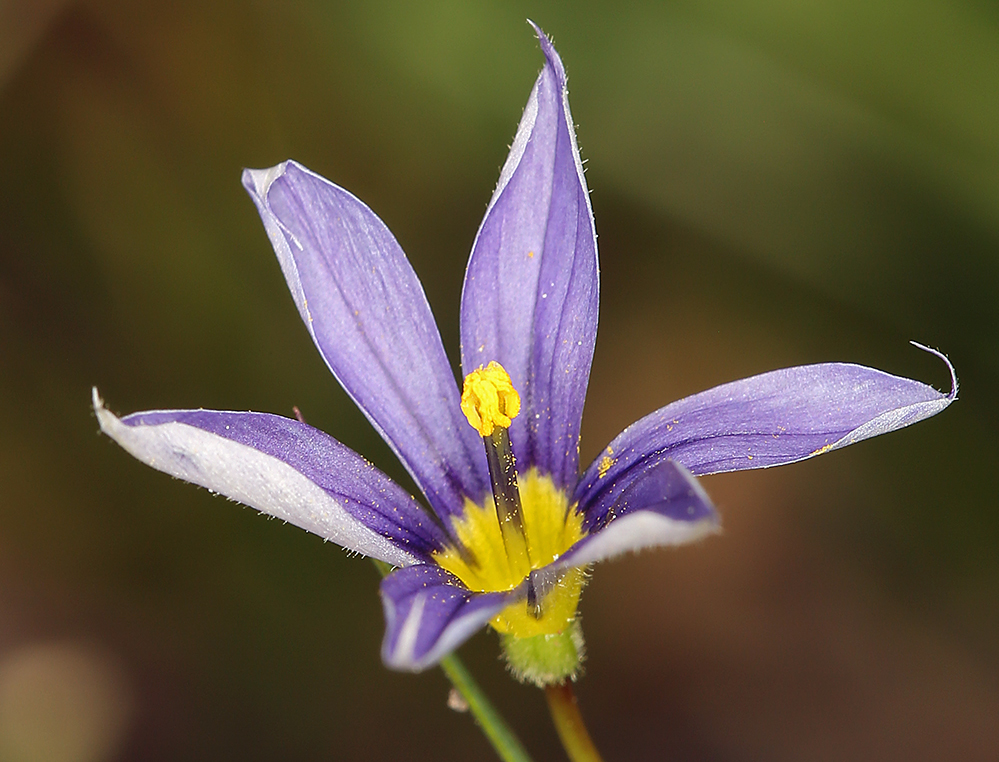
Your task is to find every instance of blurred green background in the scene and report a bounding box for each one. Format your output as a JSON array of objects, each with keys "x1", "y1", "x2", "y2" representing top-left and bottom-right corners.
[{"x1": 1, "y1": 1, "x2": 997, "y2": 760}]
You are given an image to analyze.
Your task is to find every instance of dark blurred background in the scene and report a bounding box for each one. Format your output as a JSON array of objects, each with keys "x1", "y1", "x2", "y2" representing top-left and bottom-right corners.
[{"x1": 1, "y1": 1, "x2": 996, "y2": 760}]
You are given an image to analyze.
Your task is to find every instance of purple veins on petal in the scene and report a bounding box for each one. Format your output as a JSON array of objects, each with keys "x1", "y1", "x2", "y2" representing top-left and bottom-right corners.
[
  {"x1": 242, "y1": 162, "x2": 490, "y2": 522},
  {"x1": 460, "y1": 23, "x2": 598, "y2": 491}
]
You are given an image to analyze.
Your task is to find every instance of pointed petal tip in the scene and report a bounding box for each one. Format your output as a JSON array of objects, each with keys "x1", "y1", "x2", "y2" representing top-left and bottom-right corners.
[
  {"x1": 910, "y1": 341, "x2": 958, "y2": 400},
  {"x1": 92, "y1": 387, "x2": 116, "y2": 435},
  {"x1": 241, "y1": 162, "x2": 290, "y2": 200},
  {"x1": 526, "y1": 20, "x2": 566, "y2": 86}
]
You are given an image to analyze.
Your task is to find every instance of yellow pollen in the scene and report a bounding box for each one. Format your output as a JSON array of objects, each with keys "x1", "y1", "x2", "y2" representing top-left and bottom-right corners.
[
  {"x1": 461, "y1": 361, "x2": 521, "y2": 437},
  {"x1": 597, "y1": 454, "x2": 615, "y2": 478}
]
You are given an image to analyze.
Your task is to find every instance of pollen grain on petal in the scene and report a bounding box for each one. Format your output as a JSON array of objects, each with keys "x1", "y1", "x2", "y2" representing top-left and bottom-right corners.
[
  {"x1": 460, "y1": 361, "x2": 521, "y2": 437},
  {"x1": 597, "y1": 454, "x2": 615, "y2": 479}
]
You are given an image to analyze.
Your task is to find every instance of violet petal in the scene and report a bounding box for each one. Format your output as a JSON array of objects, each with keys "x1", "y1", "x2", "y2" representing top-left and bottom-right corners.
[
  {"x1": 576, "y1": 346, "x2": 956, "y2": 509},
  {"x1": 561, "y1": 460, "x2": 719, "y2": 568},
  {"x1": 243, "y1": 162, "x2": 489, "y2": 520},
  {"x1": 460, "y1": 24, "x2": 598, "y2": 490},
  {"x1": 380, "y1": 564, "x2": 514, "y2": 671},
  {"x1": 94, "y1": 389, "x2": 445, "y2": 567}
]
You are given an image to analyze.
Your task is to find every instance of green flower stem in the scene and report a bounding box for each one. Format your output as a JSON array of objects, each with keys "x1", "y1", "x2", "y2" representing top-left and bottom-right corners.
[
  {"x1": 544, "y1": 683, "x2": 605, "y2": 762},
  {"x1": 371, "y1": 560, "x2": 533, "y2": 762},
  {"x1": 439, "y1": 653, "x2": 534, "y2": 762}
]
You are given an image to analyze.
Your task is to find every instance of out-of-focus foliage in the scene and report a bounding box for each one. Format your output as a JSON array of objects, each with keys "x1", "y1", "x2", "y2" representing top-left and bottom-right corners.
[{"x1": 1, "y1": 1, "x2": 996, "y2": 760}]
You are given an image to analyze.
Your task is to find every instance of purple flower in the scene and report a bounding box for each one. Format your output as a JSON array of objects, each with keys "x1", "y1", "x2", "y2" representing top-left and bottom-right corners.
[{"x1": 94, "y1": 25, "x2": 955, "y2": 685}]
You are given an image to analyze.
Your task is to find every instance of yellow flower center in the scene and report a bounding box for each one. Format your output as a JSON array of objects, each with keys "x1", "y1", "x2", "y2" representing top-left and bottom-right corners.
[{"x1": 434, "y1": 468, "x2": 586, "y2": 638}]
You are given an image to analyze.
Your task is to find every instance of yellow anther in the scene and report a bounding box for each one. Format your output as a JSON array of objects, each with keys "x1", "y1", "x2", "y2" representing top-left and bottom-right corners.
[{"x1": 461, "y1": 362, "x2": 521, "y2": 437}]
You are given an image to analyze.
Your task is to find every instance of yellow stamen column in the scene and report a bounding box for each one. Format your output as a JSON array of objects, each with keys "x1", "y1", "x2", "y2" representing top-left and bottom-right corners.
[{"x1": 460, "y1": 362, "x2": 531, "y2": 567}]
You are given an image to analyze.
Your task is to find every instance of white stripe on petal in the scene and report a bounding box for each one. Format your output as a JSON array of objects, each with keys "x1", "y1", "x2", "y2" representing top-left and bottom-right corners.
[
  {"x1": 403, "y1": 600, "x2": 510, "y2": 672},
  {"x1": 391, "y1": 592, "x2": 426, "y2": 668},
  {"x1": 557, "y1": 512, "x2": 720, "y2": 569},
  {"x1": 93, "y1": 389, "x2": 419, "y2": 567}
]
